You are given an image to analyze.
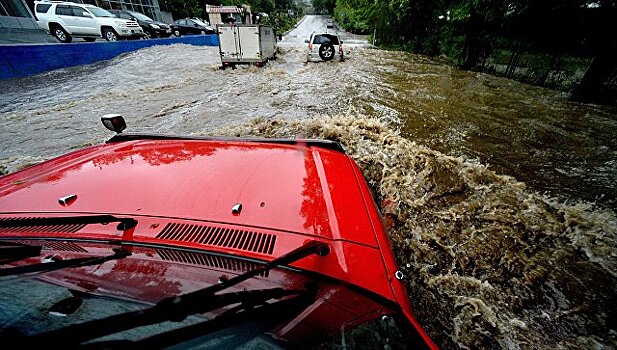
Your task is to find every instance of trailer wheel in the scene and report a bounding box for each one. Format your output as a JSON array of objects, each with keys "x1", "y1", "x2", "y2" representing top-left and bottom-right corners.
[{"x1": 319, "y1": 43, "x2": 335, "y2": 61}]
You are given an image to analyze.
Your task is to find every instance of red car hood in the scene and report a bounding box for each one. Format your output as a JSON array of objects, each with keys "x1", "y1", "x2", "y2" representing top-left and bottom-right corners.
[
  {"x1": 0, "y1": 139, "x2": 376, "y2": 246},
  {"x1": 0, "y1": 137, "x2": 436, "y2": 348}
]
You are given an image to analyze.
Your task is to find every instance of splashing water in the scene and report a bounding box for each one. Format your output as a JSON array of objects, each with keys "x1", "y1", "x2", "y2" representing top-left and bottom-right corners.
[{"x1": 209, "y1": 114, "x2": 617, "y2": 349}]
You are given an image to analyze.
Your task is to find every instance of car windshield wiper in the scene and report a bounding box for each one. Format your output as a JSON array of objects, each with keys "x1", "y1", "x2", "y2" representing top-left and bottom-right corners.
[
  {"x1": 17, "y1": 240, "x2": 329, "y2": 347},
  {"x1": 87, "y1": 286, "x2": 316, "y2": 349},
  {"x1": 0, "y1": 248, "x2": 130, "y2": 277},
  {"x1": 0, "y1": 215, "x2": 137, "y2": 273}
]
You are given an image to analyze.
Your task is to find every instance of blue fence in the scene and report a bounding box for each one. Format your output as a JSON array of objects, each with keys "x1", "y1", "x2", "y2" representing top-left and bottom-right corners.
[{"x1": 0, "y1": 35, "x2": 219, "y2": 80}]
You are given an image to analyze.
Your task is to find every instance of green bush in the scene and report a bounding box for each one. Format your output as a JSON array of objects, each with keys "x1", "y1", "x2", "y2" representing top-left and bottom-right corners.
[{"x1": 333, "y1": 0, "x2": 373, "y2": 34}]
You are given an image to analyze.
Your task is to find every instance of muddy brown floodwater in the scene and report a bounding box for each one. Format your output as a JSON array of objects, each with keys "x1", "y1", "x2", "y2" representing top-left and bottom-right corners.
[
  {"x1": 359, "y1": 51, "x2": 617, "y2": 211},
  {"x1": 1, "y1": 15, "x2": 616, "y2": 350}
]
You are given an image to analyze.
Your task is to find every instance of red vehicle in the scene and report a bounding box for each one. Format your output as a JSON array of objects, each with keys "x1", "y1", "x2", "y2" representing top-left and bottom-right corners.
[{"x1": 0, "y1": 116, "x2": 437, "y2": 349}]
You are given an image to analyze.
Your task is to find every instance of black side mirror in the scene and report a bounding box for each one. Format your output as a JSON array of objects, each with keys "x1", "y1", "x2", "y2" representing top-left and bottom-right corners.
[{"x1": 101, "y1": 114, "x2": 126, "y2": 133}]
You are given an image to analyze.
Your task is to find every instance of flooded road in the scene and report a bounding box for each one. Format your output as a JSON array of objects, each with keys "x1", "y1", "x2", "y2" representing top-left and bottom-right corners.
[
  {"x1": 1, "y1": 15, "x2": 616, "y2": 350},
  {"x1": 0, "y1": 16, "x2": 370, "y2": 174},
  {"x1": 362, "y1": 52, "x2": 617, "y2": 210}
]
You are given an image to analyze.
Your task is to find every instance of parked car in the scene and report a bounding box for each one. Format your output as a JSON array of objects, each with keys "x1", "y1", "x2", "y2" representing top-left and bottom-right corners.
[
  {"x1": 305, "y1": 32, "x2": 344, "y2": 62},
  {"x1": 34, "y1": 1, "x2": 143, "y2": 42},
  {"x1": 108, "y1": 10, "x2": 171, "y2": 38},
  {"x1": 171, "y1": 18, "x2": 216, "y2": 37},
  {"x1": 0, "y1": 115, "x2": 438, "y2": 349}
]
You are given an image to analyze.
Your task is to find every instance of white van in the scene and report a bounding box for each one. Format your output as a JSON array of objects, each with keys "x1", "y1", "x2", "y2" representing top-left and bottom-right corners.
[{"x1": 217, "y1": 24, "x2": 277, "y2": 68}]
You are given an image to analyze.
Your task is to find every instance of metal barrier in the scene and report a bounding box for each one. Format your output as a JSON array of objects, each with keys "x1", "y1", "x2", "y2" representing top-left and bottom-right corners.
[{"x1": 0, "y1": 35, "x2": 219, "y2": 80}]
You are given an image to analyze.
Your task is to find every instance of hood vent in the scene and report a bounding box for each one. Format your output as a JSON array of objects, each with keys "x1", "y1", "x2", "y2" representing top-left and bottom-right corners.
[
  {"x1": 156, "y1": 223, "x2": 277, "y2": 255},
  {"x1": 0, "y1": 218, "x2": 85, "y2": 234},
  {"x1": 12, "y1": 240, "x2": 87, "y2": 253},
  {"x1": 156, "y1": 249, "x2": 269, "y2": 277}
]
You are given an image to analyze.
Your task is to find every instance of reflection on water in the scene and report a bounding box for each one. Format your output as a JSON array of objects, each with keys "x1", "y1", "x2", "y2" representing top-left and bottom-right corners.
[{"x1": 215, "y1": 115, "x2": 617, "y2": 349}]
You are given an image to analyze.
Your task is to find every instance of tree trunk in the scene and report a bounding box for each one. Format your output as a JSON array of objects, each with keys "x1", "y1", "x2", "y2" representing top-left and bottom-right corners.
[
  {"x1": 461, "y1": 8, "x2": 479, "y2": 70},
  {"x1": 505, "y1": 43, "x2": 522, "y2": 78},
  {"x1": 570, "y1": 41, "x2": 617, "y2": 105}
]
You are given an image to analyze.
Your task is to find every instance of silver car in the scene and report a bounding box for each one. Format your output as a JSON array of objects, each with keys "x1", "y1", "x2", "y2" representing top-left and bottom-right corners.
[{"x1": 305, "y1": 32, "x2": 344, "y2": 62}]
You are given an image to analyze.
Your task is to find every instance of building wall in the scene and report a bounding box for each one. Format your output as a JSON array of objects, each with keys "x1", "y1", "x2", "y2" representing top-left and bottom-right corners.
[
  {"x1": 160, "y1": 10, "x2": 172, "y2": 24},
  {"x1": 0, "y1": 0, "x2": 52, "y2": 43},
  {"x1": 206, "y1": 5, "x2": 252, "y2": 25},
  {"x1": 94, "y1": 0, "x2": 163, "y2": 21}
]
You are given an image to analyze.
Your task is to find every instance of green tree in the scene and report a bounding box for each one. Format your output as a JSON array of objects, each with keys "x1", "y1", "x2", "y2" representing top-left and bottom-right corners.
[
  {"x1": 159, "y1": 0, "x2": 205, "y2": 18},
  {"x1": 333, "y1": 0, "x2": 373, "y2": 34},
  {"x1": 314, "y1": 0, "x2": 336, "y2": 14}
]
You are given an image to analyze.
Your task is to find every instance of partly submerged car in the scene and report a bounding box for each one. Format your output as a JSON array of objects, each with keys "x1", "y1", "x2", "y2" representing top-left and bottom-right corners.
[
  {"x1": 0, "y1": 116, "x2": 437, "y2": 349},
  {"x1": 306, "y1": 32, "x2": 344, "y2": 62}
]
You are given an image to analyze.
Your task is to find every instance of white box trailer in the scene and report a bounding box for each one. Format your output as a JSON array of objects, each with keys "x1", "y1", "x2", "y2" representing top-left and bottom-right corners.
[{"x1": 217, "y1": 24, "x2": 277, "y2": 67}]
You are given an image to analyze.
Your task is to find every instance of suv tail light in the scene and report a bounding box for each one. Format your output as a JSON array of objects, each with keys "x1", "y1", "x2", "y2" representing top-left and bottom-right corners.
[{"x1": 308, "y1": 43, "x2": 313, "y2": 51}]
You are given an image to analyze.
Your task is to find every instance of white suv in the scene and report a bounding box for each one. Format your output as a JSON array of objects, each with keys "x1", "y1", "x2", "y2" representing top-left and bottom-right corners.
[
  {"x1": 305, "y1": 32, "x2": 344, "y2": 62},
  {"x1": 34, "y1": 1, "x2": 144, "y2": 42}
]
